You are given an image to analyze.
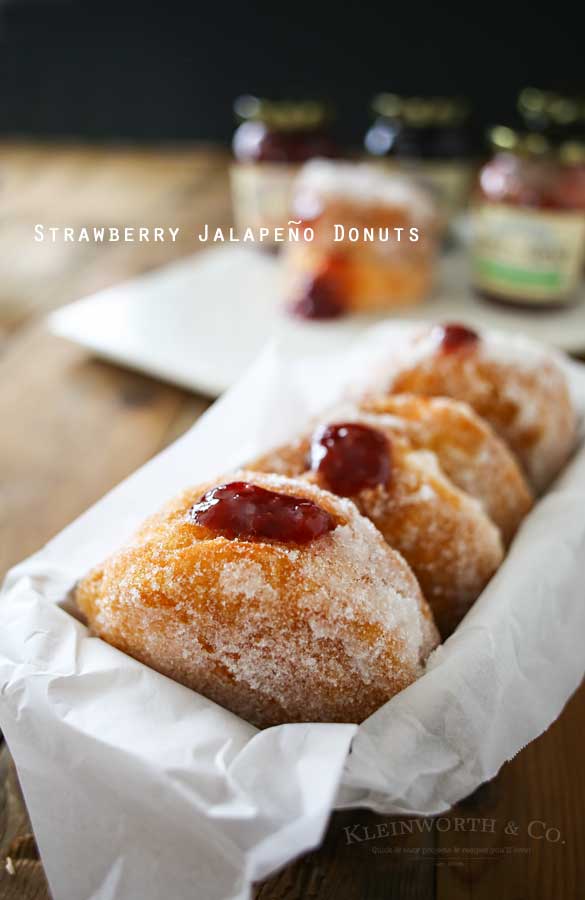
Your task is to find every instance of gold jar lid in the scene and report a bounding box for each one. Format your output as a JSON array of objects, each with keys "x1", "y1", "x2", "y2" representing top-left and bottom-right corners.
[
  {"x1": 371, "y1": 93, "x2": 469, "y2": 125},
  {"x1": 518, "y1": 87, "x2": 551, "y2": 119},
  {"x1": 488, "y1": 125, "x2": 550, "y2": 156},
  {"x1": 548, "y1": 96, "x2": 581, "y2": 126},
  {"x1": 233, "y1": 95, "x2": 331, "y2": 131},
  {"x1": 518, "y1": 87, "x2": 581, "y2": 127},
  {"x1": 559, "y1": 140, "x2": 585, "y2": 165}
]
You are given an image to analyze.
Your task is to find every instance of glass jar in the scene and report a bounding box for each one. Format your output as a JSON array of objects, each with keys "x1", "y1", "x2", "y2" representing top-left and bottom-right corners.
[
  {"x1": 364, "y1": 94, "x2": 475, "y2": 231},
  {"x1": 556, "y1": 141, "x2": 585, "y2": 210},
  {"x1": 471, "y1": 127, "x2": 585, "y2": 308},
  {"x1": 230, "y1": 96, "x2": 337, "y2": 244}
]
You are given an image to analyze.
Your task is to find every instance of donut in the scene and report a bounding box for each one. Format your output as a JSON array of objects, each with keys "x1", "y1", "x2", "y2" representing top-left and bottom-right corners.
[
  {"x1": 252, "y1": 412, "x2": 505, "y2": 638},
  {"x1": 359, "y1": 394, "x2": 533, "y2": 545},
  {"x1": 76, "y1": 472, "x2": 439, "y2": 728},
  {"x1": 285, "y1": 161, "x2": 438, "y2": 317},
  {"x1": 356, "y1": 322, "x2": 576, "y2": 492}
]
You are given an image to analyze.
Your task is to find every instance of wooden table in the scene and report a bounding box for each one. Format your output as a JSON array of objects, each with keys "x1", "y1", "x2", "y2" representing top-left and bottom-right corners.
[{"x1": 0, "y1": 142, "x2": 583, "y2": 900}]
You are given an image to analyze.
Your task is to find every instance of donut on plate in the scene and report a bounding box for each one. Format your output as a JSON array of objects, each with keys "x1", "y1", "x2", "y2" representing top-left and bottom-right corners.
[{"x1": 76, "y1": 472, "x2": 439, "y2": 728}]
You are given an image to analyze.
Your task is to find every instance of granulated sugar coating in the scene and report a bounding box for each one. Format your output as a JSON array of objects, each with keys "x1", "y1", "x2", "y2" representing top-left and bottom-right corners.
[
  {"x1": 252, "y1": 410, "x2": 506, "y2": 639},
  {"x1": 359, "y1": 324, "x2": 577, "y2": 493},
  {"x1": 359, "y1": 395, "x2": 534, "y2": 546},
  {"x1": 76, "y1": 472, "x2": 439, "y2": 728}
]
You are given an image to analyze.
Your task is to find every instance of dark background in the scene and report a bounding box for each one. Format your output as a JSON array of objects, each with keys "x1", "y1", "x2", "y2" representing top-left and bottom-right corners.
[{"x1": 0, "y1": 0, "x2": 583, "y2": 146}]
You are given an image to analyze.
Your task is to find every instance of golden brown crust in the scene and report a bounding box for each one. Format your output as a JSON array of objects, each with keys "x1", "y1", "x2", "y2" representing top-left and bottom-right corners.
[
  {"x1": 367, "y1": 329, "x2": 577, "y2": 492},
  {"x1": 359, "y1": 395, "x2": 534, "y2": 546},
  {"x1": 285, "y1": 195, "x2": 437, "y2": 311},
  {"x1": 252, "y1": 409, "x2": 505, "y2": 639},
  {"x1": 76, "y1": 472, "x2": 439, "y2": 728}
]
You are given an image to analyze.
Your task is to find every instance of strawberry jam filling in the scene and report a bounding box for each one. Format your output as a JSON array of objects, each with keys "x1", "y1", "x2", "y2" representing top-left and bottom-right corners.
[
  {"x1": 188, "y1": 481, "x2": 336, "y2": 543},
  {"x1": 310, "y1": 423, "x2": 391, "y2": 496},
  {"x1": 433, "y1": 322, "x2": 480, "y2": 353},
  {"x1": 289, "y1": 254, "x2": 348, "y2": 320}
]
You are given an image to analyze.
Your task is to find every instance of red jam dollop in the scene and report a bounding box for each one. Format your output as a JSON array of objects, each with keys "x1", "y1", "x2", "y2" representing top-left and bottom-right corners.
[
  {"x1": 188, "y1": 481, "x2": 336, "y2": 544},
  {"x1": 433, "y1": 322, "x2": 479, "y2": 354},
  {"x1": 289, "y1": 273, "x2": 345, "y2": 319},
  {"x1": 289, "y1": 254, "x2": 348, "y2": 320},
  {"x1": 310, "y1": 423, "x2": 391, "y2": 496}
]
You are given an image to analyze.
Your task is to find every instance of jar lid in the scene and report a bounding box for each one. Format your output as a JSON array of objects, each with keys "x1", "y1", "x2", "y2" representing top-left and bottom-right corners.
[
  {"x1": 488, "y1": 125, "x2": 550, "y2": 156},
  {"x1": 233, "y1": 95, "x2": 331, "y2": 131},
  {"x1": 559, "y1": 141, "x2": 585, "y2": 165},
  {"x1": 371, "y1": 93, "x2": 469, "y2": 126},
  {"x1": 518, "y1": 87, "x2": 582, "y2": 127}
]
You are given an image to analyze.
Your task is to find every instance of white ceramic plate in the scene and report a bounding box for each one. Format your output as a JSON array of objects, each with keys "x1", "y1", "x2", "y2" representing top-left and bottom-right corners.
[{"x1": 48, "y1": 245, "x2": 585, "y2": 397}]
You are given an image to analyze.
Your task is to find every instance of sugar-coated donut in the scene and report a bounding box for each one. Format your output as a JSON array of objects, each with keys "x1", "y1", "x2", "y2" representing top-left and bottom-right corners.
[
  {"x1": 359, "y1": 394, "x2": 533, "y2": 545},
  {"x1": 286, "y1": 161, "x2": 438, "y2": 316},
  {"x1": 76, "y1": 472, "x2": 439, "y2": 728},
  {"x1": 356, "y1": 323, "x2": 576, "y2": 492},
  {"x1": 252, "y1": 412, "x2": 504, "y2": 638}
]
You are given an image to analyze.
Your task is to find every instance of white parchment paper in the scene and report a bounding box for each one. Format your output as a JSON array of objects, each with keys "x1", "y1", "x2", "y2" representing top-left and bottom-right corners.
[{"x1": 1, "y1": 326, "x2": 585, "y2": 900}]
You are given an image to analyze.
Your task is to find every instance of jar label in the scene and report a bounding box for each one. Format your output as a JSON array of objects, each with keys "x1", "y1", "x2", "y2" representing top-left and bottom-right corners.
[
  {"x1": 230, "y1": 162, "x2": 300, "y2": 239},
  {"x1": 472, "y1": 203, "x2": 585, "y2": 304}
]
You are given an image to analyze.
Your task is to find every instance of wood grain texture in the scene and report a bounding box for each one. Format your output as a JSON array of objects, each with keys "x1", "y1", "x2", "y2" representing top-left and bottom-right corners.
[
  {"x1": 0, "y1": 747, "x2": 50, "y2": 900},
  {"x1": 0, "y1": 140, "x2": 231, "y2": 332},
  {"x1": 0, "y1": 141, "x2": 583, "y2": 900}
]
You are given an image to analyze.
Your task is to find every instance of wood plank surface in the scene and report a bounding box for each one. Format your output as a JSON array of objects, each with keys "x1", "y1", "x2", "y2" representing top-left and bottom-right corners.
[{"x1": 0, "y1": 142, "x2": 583, "y2": 900}]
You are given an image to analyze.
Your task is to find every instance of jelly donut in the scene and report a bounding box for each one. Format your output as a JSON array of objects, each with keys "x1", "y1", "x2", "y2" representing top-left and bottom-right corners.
[
  {"x1": 356, "y1": 323, "x2": 576, "y2": 492},
  {"x1": 76, "y1": 472, "x2": 439, "y2": 728},
  {"x1": 252, "y1": 414, "x2": 504, "y2": 638},
  {"x1": 359, "y1": 394, "x2": 533, "y2": 545},
  {"x1": 286, "y1": 160, "x2": 438, "y2": 317}
]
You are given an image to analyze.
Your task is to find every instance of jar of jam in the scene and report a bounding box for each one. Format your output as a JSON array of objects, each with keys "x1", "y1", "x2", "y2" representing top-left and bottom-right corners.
[
  {"x1": 557, "y1": 141, "x2": 585, "y2": 272},
  {"x1": 230, "y1": 96, "x2": 337, "y2": 245},
  {"x1": 556, "y1": 141, "x2": 585, "y2": 210},
  {"x1": 471, "y1": 126, "x2": 585, "y2": 308},
  {"x1": 364, "y1": 94, "x2": 475, "y2": 231}
]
